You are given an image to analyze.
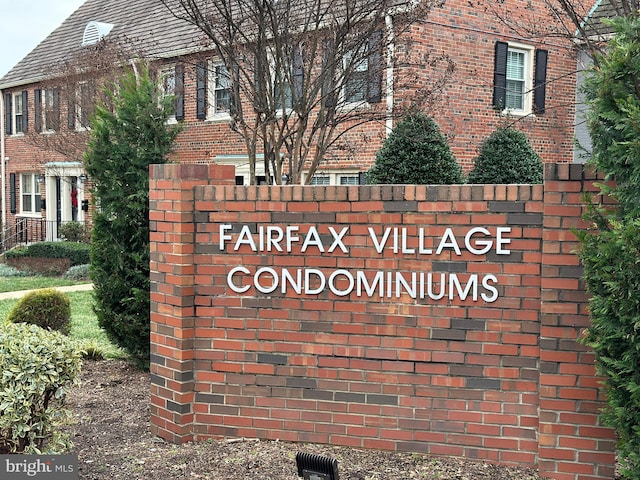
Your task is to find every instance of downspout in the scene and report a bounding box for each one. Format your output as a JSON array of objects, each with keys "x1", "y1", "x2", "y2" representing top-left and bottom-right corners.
[
  {"x1": 385, "y1": 14, "x2": 395, "y2": 136},
  {"x1": 0, "y1": 91, "x2": 6, "y2": 239}
]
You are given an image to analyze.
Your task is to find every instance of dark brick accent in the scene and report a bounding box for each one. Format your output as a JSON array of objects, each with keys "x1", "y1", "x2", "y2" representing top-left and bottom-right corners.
[{"x1": 257, "y1": 353, "x2": 288, "y2": 365}]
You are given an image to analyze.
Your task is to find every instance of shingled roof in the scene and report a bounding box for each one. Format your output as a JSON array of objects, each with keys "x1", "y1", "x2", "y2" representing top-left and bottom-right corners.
[
  {"x1": 0, "y1": 0, "x2": 205, "y2": 88},
  {"x1": 580, "y1": 0, "x2": 640, "y2": 39}
]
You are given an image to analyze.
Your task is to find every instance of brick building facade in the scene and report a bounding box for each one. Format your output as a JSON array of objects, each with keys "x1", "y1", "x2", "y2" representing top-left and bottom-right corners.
[{"x1": 0, "y1": 0, "x2": 578, "y2": 246}]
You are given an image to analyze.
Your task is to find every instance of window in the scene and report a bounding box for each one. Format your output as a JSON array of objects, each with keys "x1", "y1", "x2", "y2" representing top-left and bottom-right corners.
[
  {"x1": 161, "y1": 68, "x2": 176, "y2": 120},
  {"x1": 274, "y1": 73, "x2": 293, "y2": 111},
  {"x1": 339, "y1": 175, "x2": 359, "y2": 185},
  {"x1": 76, "y1": 82, "x2": 94, "y2": 129},
  {"x1": 13, "y1": 92, "x2": 25, "y2": 134},
  {"x1": 493, "y1": 41, "x2": 546, "y2": 116},
  {"x1": 160, "y1": 65, "x2": 184, "y2": 121},
  {"x1": 341, "y1": 31, "x2": 383, "y2": 106},
  {"x1": 44, "y1": 89, "x2": 59, "y2": 131},
  {"x1": 34, "y1": 89, "x2": 59, "y2": 133},
  {"x1": 210, "y1": 64, "x2": 231, "y2": 117},
  {"x1": 21, "y1": 174, "x2": 41, "y2": 215},
  {"x1": 344, "y1": 48, "x2": 368, "y2": 104},
  {"x1": 270, "y1": 50, "x2": 294, "y2": 112},
  {"x1": 310, "y1": 176, "x2": 330, "y2": 185},
  {"x1": 506, "y1": 49, "x2": 526, "y2": 110},
  {"x1": 305, "y1": 171, "x2": 362, "y2": 185}
]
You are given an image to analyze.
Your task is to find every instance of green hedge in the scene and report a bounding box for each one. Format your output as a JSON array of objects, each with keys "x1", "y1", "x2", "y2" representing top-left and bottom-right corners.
[{"x1": 6, "y1": 242, "x2": 90, "y2": 266}]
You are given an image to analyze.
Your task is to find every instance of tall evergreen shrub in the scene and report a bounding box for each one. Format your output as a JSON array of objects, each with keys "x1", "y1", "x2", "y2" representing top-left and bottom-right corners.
[
  {"x1": 577, "y1": 16, "x2": 640, "y2": 479},
  {"x1": 84, "y1": 63, "x2": 180, "y2": 367},
  {"x1": 466, "y1": 126, "x2": 543, "y2": 184},
  {"x1": 366, "y1": 110, "x2": 463, "y2": 184}
]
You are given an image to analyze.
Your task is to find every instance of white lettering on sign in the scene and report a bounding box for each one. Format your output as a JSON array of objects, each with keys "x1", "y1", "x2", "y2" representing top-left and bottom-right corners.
[
  {"x1": 227, "y1": 267, "x2": 499, "y2": 303},
  {"x1": 219, "y1": 224, "x2": 512, "y2": 302}
]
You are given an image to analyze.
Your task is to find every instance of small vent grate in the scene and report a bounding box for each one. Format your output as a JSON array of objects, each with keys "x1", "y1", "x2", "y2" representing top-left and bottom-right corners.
[{"x1": 81, "y1": 21, "x2": 114, "y2": 46}]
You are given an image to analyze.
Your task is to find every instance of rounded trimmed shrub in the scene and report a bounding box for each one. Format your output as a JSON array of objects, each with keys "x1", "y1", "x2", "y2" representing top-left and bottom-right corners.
[
  {"x1": 7, "y1": 288, "x2": 72, "y2": 335},
  {"x1": 0, "y1": 322, "x2": 82, "y2": 453},
  {"x1": 367, "y1": 110, "x2": 463, "y2": 185},
  {"x1": 467, "y1": 126, "x2": 543, "y2": 184}
]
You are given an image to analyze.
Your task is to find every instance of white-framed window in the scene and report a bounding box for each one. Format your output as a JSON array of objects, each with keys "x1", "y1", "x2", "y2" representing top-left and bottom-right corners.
[
  {"x1": 20, "y1": 174, "x2": 41, "y2": 215},
  {"x1": 343, "y1": 47, "x2": 369, "y2": 105},
  {"x1": 305, "y1": 171, "x2": 362, "y2": 185},
  {"x1": 268, "y1": 50, "x2": 294, "y2": 114},
  {"x1": 505, "y1": 43, "x2": 534, "y2": 115},
  {"x1": 44, "y1": 89, "x2": 58, "y2": 131},
  {"x1": 339, "y1": 175, "x2": 359, "y2": 185},
  {"x1": 76, "y1": 82, "x2": 94, "y2": 130},
  {"x1": 209, "y1": 63, "x2": 231, "y2": 118},
  {"x1": 160, "y1": 67, "x2": 178, "y2": 122},
  {"x1": 13, "y1": 93, "x2": 24, "y2": 134},
  {"x1": 310, "y1": 175, "x2": 330, "y2": 186}
]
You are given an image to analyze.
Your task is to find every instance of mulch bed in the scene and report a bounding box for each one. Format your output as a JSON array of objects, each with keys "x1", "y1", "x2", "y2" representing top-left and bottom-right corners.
[{"x1": 68, "y1": 359, "x2": 551, "y2": 480}]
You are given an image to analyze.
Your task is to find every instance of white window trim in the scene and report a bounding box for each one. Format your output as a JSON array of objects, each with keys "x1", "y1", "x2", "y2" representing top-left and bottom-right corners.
[
  {"x1": 12, "y1": 93, "x2": 24, "y2": 136},
  {"x1": 267, "y1": 49, "x2": 294, "y2": 117},
  {"x1": 159, "y1": 67, "x2": 178, "y2": 124},
  {"x1": 42, "y1": 89, "x2": 57, "y2": 133},
  {"x1": 304, "y1": 171, "x2": 362, "y2": 186},
  {"x1": 503, "y1": 42, "x2": 535, "y2": 117},
  {"x1": 19, "y1": 173, "x2": 42, "y2": 217},
  {"x1": 75, "y1": 81, "x2": 93, "y2": 132},
  {"x1": 340, "y1": 45, "x2": 371, "y2": 110},
  {"x1": 207, "y1": 61, "x2": 232, "y2": 121}
]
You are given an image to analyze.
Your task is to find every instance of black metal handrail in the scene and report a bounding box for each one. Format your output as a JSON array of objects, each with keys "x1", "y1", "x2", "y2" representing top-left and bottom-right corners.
[{"x1": 0, "y1": 218, "x2": 88, "y2": 253}]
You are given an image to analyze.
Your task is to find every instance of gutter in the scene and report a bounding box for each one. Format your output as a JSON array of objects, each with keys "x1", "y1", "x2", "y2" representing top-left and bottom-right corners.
[
  {"x1": 385, "y1": 14, "x2": 395, "y2": 137},
  {"x1": 0, "y1": 90, "x2": 6, "y2": 236}
]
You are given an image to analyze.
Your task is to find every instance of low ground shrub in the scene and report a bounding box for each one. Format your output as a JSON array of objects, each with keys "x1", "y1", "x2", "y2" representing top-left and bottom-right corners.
[
  {"x1": 63, "y1": 264, "x2": 91, "y2": 281},
  {"x1": 0, "y1": 264, "x2": 28, "y2": 277},
  {"x1": 7, "y1": 288, "x2": 72, "y2": 335},
  {"x1": 0, "y1": 322, "x2": 82, "y2": 453},
  {"x1": 58, "y1": 222, "x2": 89, "y2": 243}
]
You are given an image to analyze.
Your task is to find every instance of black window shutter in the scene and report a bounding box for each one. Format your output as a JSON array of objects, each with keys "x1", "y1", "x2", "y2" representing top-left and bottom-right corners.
[
  {"x1": 4, "y1": 93, "x2": 11, "y2": 135},
  {"x1": 196, "y1": 62, "x2": 207, "y2": 120},
  {"x1": 493, "y1": 41, "x2": 508, "y2": 110},
  {"x1": 9, "y1": 173, "x2": 16, "y2": 214},
  {"x1": 293, "y1": 45, "x2": 304, "y2": 106},
  {"x1": 22, "y1": 91, "x2": 28, "y2": 133},
  {"x1": 67, "y1": 89, "x2": 75, "y2": 129},
  {"x1": 321, "y1": 39, "x2": 337, "y2": 110},
  {"x1": 367, "y1": 30, "x2": 383, "y2": 104},
  {"x1": 175, "y1": 63, "x2": 185, "y2": 121},
  {"x1": 230, "y1": 62, "x2": 241, "y2": 117},
  {"x1": 534, "y1": 49, "x2": 548, "y2": 114},
  {"x1": 254, "y1": 53, "x2": 267, "y2": 113},
  {"x1": 52, "y1": 89, "x2": 60, "y2": 130},
  {"x1": 34, "y1": 89, "x2": 42, "y2": 132}
]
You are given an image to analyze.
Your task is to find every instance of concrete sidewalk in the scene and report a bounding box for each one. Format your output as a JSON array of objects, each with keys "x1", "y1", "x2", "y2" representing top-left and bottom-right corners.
[{"x1": 0, "y1": 283, "x2": 94, "y2": 300}]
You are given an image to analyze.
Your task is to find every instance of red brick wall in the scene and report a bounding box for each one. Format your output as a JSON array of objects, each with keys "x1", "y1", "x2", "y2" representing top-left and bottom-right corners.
[{"x1": 149, "y1": 163, "x2": 615, "y2": 480}]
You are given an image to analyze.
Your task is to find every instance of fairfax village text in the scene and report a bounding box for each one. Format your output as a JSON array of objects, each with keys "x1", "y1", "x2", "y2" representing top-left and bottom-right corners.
[{"x1": 217, "y1": 224, "x2": 513, "y2": 303}]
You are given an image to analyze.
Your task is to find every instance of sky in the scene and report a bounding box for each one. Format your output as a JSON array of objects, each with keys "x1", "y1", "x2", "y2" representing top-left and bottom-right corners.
[{"x1": 0, "y1": 0, "x2": 86, "y2": 78}]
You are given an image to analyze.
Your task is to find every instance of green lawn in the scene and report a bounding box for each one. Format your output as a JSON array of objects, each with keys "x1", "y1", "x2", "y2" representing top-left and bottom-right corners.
[
  {"x1": 0, "y1": 276, "x2": 85, "y2": 293},
  {"x1": 0, "y1": 276, "x2": 127, "y2": 360}
]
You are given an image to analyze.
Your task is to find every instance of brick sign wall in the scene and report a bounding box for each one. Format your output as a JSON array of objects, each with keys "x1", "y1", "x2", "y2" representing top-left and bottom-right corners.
[{"x1": 149, "y1": 163, "x2": 615, "y2": 480}]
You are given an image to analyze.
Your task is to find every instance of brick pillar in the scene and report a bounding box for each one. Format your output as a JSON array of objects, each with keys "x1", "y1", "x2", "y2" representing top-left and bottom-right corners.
[
  {"x1": 539, "y1": 164, "x2": 616, "y2": 480},
  {"x1": 149, "y1": 163, "x2": 235, "y2": 443}
]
